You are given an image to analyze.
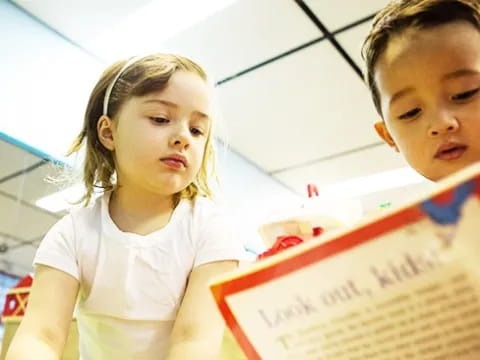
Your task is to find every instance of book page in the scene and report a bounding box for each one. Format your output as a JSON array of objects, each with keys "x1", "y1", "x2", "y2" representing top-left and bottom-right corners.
[{"x1": 215, "y1": 182, "x2": 480, "y2": 359}]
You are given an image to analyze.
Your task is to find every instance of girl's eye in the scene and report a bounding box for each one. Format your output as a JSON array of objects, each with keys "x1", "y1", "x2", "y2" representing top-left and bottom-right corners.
[
  {"x1": 398, "y1": 108, "x2": 421, "y2": 120},
  {"x1": 451, "y1": 88, "x2": 480, "y2": 101},
  {"x1": 150, "y1": 117, "x2": 169, "y2": 124},
  {"x1": 190, "y1": 127, "x2": 204, "y2": 136}
]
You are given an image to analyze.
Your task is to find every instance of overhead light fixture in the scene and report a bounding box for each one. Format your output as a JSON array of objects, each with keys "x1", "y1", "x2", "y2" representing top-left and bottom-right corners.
[
  {"x1": 95, "y1": 0, "x2": 238, "y2": 61},
  {"x1": 35, "y1": 184, "x2": 85, "y2": 213}
]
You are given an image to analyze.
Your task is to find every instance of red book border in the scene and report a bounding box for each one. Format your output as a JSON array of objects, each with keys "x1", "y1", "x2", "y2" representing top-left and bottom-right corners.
[{"x1": 212, "y1": 178, "x2": 480, "y2": 359}]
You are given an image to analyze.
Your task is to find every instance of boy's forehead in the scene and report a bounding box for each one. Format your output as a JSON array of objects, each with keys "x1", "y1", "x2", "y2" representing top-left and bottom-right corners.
[
  {"x1": 375, "y1": 21, "x2": 480, "y2": 85},
  {"x1": 381, "y1": 22, "x2": 478, "y2": 63}
]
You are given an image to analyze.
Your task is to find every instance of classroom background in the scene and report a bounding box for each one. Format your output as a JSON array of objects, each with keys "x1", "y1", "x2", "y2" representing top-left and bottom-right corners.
[{"x1": 0, "y1": 0, "x2": 435, "y2": 349}]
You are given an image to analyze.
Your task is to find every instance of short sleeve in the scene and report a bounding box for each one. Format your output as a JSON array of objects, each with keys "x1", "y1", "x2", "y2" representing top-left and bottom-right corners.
[
  {"x1": 193, "y1": 202, "x2": 245, "y2": 268},
  {"x1": 33, "y1": 214, "x2": 80, "y2": 280}
]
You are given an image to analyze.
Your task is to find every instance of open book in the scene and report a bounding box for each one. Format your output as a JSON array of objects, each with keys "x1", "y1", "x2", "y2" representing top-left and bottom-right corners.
[{"x1": 211, "y1": 164, "x2": 480, "y2": 360}]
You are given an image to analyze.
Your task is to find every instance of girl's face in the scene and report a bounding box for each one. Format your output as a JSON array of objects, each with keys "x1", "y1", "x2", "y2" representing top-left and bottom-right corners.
[
  {"x1": 105, "y1": 70, "x2": 212, "y2": 196},
  {"x1": 374, "y1": 21, "x2": 480, "y2": 181}
]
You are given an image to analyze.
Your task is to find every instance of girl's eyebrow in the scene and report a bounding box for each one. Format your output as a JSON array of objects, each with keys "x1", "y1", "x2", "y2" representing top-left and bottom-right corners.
[{"x1": 142, "y1": 99, "x2": 210, "y2": 119}]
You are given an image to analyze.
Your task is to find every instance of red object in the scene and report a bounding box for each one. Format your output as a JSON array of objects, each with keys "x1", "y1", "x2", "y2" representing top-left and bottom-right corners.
[
  {"x1": 258, "y1": 228, "x2": 324, "y2": 260},
  {"x1": 2, "y1": 274, "x2": 33, "y2": 322},
  {"x1": 307, "y1": 184, "x2": 319, "y2": 198},
  {"x1": 257, "y1": 235, "x2": 304, "y2": 260},
  {"x1": 431, "y1": 190, "x2": 454, "y2": 205},
  {"x1": 312, "y1": 226, "x2": 324, "y2": 237}
]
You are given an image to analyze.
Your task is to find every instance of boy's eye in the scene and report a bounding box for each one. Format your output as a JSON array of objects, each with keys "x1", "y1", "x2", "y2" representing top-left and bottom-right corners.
[
  {"x1": 451, "y1": 88, "x2": 480, "y2": 101},
  {"x1": 190, "y1": 127, "x2": 204, "y2": 136},
  {"x1": 398, "y1": 108, "x2": 421, "y2": 120},
  {"x1": 150, "y1": 117, "x2": 169, "y2": 124}
]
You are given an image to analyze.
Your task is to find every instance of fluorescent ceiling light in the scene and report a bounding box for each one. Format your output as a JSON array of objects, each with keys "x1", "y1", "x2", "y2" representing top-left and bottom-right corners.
[
  {"x1": 35, "y1": 184, "x2": 85, "y2": 213},
  {"x1": 321, "y1": 167, "x2": 427, "y2": 199},
  {"x1": 94, "y1": 0, "x2": 238, "y2": 61}
]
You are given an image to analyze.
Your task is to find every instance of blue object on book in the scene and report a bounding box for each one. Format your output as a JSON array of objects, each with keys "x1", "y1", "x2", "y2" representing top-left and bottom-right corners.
[{"x1": 421, "y1": 180, "x2": 475, "y2": 225}]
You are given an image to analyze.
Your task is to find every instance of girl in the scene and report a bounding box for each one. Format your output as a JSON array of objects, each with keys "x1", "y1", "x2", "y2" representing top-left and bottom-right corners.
[{"x1": 7, "y1": 54, "x2": 243, "y2": 360}]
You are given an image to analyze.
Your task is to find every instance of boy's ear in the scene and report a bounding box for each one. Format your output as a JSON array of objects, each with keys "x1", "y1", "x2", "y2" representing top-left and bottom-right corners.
[
  {"x1": 374, "y1": 121, "x2": 399, "y2": 152},
  {"x1": 97, "y1": 115, "x2": 116, "y2": 151}
]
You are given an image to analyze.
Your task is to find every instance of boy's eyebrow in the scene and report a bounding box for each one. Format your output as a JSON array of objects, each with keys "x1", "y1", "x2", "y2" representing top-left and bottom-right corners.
[
  {"x1": 442, "y1": 69, "x2": 480, "y2": 81},
  {"x1": 142, "y1": 99, "x2": 210, "y2": 119},
  {"x1": 390, "y1": 69, "x2": 480, "y2": 106},
  {"x1": 390, "y1": 87, "x2": 415, "y2": 107}
]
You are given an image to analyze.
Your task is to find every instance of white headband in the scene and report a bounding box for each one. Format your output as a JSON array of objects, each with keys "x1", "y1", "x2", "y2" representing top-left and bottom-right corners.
[{"x1": 102, "y1": 56, "x2": 144, "y2": 116}]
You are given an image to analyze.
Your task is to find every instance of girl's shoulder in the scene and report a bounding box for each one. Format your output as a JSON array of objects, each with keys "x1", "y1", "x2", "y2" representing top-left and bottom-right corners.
[
  {"x1": 191, "y1": 196, "x2": 219, "y2": 212},
  {"x1": 55, "y1": 195, "x2": 103, "y2": 236},
  {"x1": 182, "y1": 196, "x2": 235, "y2": 233},
  {"x1": 70, "y1": 195, "x2": 102, "y2": 220},
  {"x1": 187, "y1": 196, "x2": 227, "y2": 221}
]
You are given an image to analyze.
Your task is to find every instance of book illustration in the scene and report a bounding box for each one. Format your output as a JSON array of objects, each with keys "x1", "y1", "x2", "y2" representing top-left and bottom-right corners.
[{"x1": 421, "y1": 179, "x2": 476, "y2": 225}]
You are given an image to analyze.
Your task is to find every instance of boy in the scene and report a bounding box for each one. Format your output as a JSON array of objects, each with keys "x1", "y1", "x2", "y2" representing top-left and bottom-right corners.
[{"x1": 362, "y1": 0, "x2": 480, "y2": 181}]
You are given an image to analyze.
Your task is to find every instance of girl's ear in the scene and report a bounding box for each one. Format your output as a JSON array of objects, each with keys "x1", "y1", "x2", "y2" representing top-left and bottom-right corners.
[
  {"x1": 374, "y1": 121, "x2": 399, "y2": 152},
  {"x1": 97, "y1": 115, "x2": 115, "y2": 151}
]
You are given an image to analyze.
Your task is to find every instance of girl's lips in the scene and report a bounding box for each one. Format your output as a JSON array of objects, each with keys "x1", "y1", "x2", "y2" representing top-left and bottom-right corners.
[
  {"x1": 160, "y1": 154, "x2": 187, "y2": 169},
  {"x1": 161, "y1": 158, "x2": 185, "y2": 169},
  {"x1": 434, "y1": 144, "x2": 467, "y2": 160}
]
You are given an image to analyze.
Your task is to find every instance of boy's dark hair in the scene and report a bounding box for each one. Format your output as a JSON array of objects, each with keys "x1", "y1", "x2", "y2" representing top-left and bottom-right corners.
[{"x1": 362, "y1": 0, "x2": 480, "y2": 117}]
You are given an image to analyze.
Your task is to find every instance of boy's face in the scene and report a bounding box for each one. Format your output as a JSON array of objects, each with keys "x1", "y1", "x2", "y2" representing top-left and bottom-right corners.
[{"x1": 374, "y1": 21, "x2": 480, "y2": 181}]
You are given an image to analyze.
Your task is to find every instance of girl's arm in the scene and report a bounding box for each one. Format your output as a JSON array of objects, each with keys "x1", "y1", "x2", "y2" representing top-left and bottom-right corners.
[
  {"x1": 6, "y1": 264, "x2": 79, "y2": 360},
  {"x1": 166, "y1": 260, "x2": 238, "y2": 360}
]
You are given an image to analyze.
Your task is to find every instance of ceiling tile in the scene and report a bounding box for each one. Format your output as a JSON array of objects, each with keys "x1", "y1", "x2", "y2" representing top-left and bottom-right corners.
[
  {"x1": 1, "y1": 1, "x2": 103, "y2": 160},
  {"x1": 336, "y1": 20, "x2": 374, "y2": 76},
  {"x1": 303, "y1": 0, "x2": 387, "y2": 31},
  {"x1": 274, "y1": 144, "x2": 435, "y2": 212},
  {"x1": 0, "y1": 139, "x2": 43, "y2": 181},
  {"x1": 0, "y1": 234, "x2": 25, "y2": 254},
  {"x1": 12, "y1": 0, "x2": 153, "y2": 49},
  {"x1": 14, "y1": 0, "x2": 321, "y2": 82},
  {"x1": 274, "y1": 143, "x2": 409, "y2": 191},
  {"x1": 216, "y1": 41, "x2": 380, "y2": 172},
  {"x1": 0, "y1": 260, "x2": 30, "y2": 278},
  {"x1": 160, "y1": 0, "x2": 322, "y2": 81},
  {"x1": 0, "y1": 194, "x2": 59, "y2": 241},
  {"x1": 31, "y1": 239, "x2": 42, "y2": 247},
  {"x1": 0, "y1": 162, "x2": 64, "y2": 203},
  {"x1": 0, "y1": 245, "x2": 36, "y2": 276}
]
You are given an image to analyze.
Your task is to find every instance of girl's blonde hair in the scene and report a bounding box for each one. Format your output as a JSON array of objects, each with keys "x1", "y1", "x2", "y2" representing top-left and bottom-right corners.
[{"x1": 68, "y1": 54, "x2": 216, "y2": 205}]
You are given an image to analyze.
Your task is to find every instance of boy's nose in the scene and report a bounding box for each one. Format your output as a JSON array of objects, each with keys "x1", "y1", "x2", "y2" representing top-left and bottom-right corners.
[{"x1": 428, "y1": 111, "x2": 459, "y2": 137}]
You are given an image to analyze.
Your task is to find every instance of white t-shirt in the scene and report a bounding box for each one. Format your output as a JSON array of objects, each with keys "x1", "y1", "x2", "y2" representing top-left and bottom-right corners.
[{"x1": 34, "y1": 194, "x2": 244, "y2": 360}]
